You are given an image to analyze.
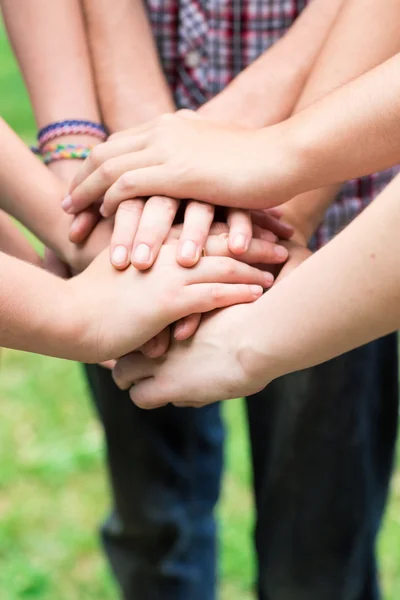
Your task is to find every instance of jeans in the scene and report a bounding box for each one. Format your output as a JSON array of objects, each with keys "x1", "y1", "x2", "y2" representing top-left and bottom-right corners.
[{"x1": 84, "y1": 333, "x2": 398, "y2": 600}]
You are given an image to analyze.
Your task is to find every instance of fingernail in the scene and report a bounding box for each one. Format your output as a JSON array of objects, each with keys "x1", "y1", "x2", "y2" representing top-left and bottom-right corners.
[
  {"x1": 133, "y1": 243, "x2": 151, "y2": 264},
  {"x1": 231, "y1": 234, "x2": 247, "y2": 251},
  {"x1": 69, "y1": 219, "x2": 79, "y2": 234},
  {"x1": 180, "y1": 240, "x2": 197, "y2": 260},
  {"x1": 61, "y1": 195, "x2": 72, "y2": 212},
  {"x1": 174, "y1": 324, "x2": 184, "y2": 339},
  {"x1": 274, "y1": 245, "x2": 288, "y2": 259},
  {"x1": 142, "y1": 338, "x2": 157, "y2": 357},
  {"x1": 263, "y1": 272, "x2": 274, "y2": 287},
  {"x1": 250, "y1": 285, "x2": 263, "y2": 297},
  {"x1": 99, "y1": 203, "x2": 106, "y2": 217},
  {"x1": 112, "y1": 245, "x2": 128, "y2": 267}
]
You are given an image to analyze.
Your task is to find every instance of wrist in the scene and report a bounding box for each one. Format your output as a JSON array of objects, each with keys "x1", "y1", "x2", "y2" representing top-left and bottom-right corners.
[
  {"x1": 62, "y1": 275, "x2": 100, "y2": 362},
  {"x1": 277, "y1": 203, "x2": 311, "y2": 245},
  {"x1": 236, "y1": 308, "x2": 283, "y2": 391},
  {"x1": 255, "y1": 121, "x2": 309, "y2": 206},
  {"x1": 107, "y1": 99, "x2": 176, "y2": 133},
  {"x1": 32, "y1": 273, "x2": 92, "y2": 361}
]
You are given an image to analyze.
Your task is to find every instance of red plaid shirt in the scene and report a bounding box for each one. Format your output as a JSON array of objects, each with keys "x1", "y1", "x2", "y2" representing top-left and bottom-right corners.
[{"x1": 147, "y1": 0, "x2": 397, "y2": 248}]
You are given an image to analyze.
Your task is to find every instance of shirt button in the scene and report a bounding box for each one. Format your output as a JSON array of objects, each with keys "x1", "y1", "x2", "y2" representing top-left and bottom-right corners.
[{"x1": 185, "y1": 50, "x2": 202, "y2": 69}]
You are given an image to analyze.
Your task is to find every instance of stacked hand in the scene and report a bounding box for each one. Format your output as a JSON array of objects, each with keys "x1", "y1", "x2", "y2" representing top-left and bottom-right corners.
[
  {"x1": 49, "y1": 108, "x2": 310, "y2": 387},
  {"x1": 70, "y1": 243, "x2": 272, "y2": 363}
]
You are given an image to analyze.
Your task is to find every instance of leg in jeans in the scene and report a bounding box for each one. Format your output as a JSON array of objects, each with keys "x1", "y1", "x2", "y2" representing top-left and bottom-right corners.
[
  {"x1": 84, "y1": 364, "x2": 224, "y2": 600},
  {"x1": 246, "y1": 334, "x2": 398, "y2": 600}
]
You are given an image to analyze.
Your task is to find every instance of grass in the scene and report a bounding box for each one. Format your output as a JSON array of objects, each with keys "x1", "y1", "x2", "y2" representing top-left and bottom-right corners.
[{"x1": 0, "y1": 20, "x2": 400, "y2": 600}]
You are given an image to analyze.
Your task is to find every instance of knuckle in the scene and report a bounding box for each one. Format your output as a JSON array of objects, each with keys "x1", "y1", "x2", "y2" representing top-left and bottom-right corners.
[
  {"x1": 118, "y1": 172, "x2": 136, "y2": 193},
  {"x1": 158, "y1": 196, "x2": 178, "y2": 219},
  {"x1": 99, "y1": 159, "x2": 118, "y2": 181},
  {"x1": 219, "y1": 257, "x2": 236, "y2": 277},
  {"x1": 118, "y1": 199, "x2": 144, "y2": 215},
  {"x1": 210, "y1": 283, "x2": 223, "y2": 301},
  {"x1": 160, "y1": 113, "x2": 174, "y2": 125},
  {"x1": 89, "y1": 144, "x2": 104, "y2": 168}
]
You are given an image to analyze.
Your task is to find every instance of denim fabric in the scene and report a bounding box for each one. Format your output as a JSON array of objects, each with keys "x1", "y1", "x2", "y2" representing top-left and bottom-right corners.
[
  {"x1": 247, "y1": 334, "x2": 398, "y2": 600},
  {"x1": 85, "y1": 363, "x2": 223, "y2": 600}
]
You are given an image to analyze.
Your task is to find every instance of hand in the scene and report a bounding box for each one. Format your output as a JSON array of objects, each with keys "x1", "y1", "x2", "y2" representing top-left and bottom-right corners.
[
  {"x1": 112, "y1": 302, "x2": 270, "y2": 409},
  {"x1": 65, "y1": 111, "x2": 296, "y2": 218},
  {"x1": 60, "y1": 217, "x2": 114, "y2": 274},
  {"x1": 72, "y1": 244, "x2": 272, "y2": 363},
  {"x1": 137, "y1": 217, "x2": 293, "y2": 357}
]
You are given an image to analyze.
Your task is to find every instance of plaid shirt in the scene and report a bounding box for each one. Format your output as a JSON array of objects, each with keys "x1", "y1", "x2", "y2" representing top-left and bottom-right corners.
[{"x1": 147, "y1": 0, "x2": 397, "y2": 248}]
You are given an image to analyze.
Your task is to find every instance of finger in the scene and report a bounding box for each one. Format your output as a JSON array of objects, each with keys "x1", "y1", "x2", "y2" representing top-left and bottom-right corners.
[
  {"x1": 251, "y1": 210, "x2": 294, "y2": 240},
  {"x1": 252, "y1": 224, "x2": 278, "y2": 243},
  {"x1": 99, "y1": 359, "x2": 116, "y2": 370},
  {"x1": 107, "y1": 116, "x2": 170, "y2": 141},
  {"x1": 177, "y1": 201, "x2": 215, "y2": 267},
  {"x1": 165, "y1": 221, "x2": 229, "y2": 242},
  {"x1": 177, "y1": 283, "x2": 263, "y2": 317},
  {"x1": 174, "y1": 314, "x2": 202, "y2": 341},
  {"x1": 267, "y1": 207, "x2": 283, "y2": 218},
  {"x1": 187, "y1": 255, "x2": 284, "y2": 287},
  {"x1": 203, "y1": 235, "x2": 284, "y2": 271},
  {"x1": 139, "y1": 328, "x2": 171, "y2": 358},
  {"x1": 227, "y1": 208, "x2": 252, "y2": 254},
  {"x1": 131, "y1": 196, "x2": 180, "y2": 269},
  {"x1": 64, "y1": 150, "x2": 155, "y2": 214},
  {"x1": 69, "y1": 209, "x2": 100, "y2": 244},
  {"x1": 112, "y1": 352, "x2": 157, "y2": 390},
  {"x1": 69, "y1": 136, "x2": 148, "y2": 191},
  {"x1": 102, "y1": 161, "x2": 208, "y2": 218},
  {"x1": 110, "y1": 199, "x2": 145, "y2": 269},
  {"x1": 176, "y1": 109, "x2": 201, "y2": 120}
]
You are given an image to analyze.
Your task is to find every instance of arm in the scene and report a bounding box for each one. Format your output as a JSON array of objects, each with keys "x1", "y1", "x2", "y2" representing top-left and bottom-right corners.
[
  {"x1": 242, "y1": 172, "x2": 400, "y2": 380},
  {"x1": 0, "y1": 211, "x2": 41, "y2": 266},
  {"x1": 0, "y1": 246, "x2": 268, "y2": 363},
  {"x1": 82, "y1": 0, "x2": 278, "y2": 269},
  {"x1": 1, "y1": 0, "x2": 106, "y2": 249},
  {"x1": 67, "y1": 45, "x2": 400, "y2": 215},
  {"x1": 200, "y1": 0, "x2": 345, "y2": 127},
  {"x1": 0, "y1": 118, "x2": 111, "y2": 272},
  {"x1": 82, "y1": 0, "x2": 174, "y2": 132},
  {"x1": 280, "y1": 0, "x2": 400, "y2": 242}
]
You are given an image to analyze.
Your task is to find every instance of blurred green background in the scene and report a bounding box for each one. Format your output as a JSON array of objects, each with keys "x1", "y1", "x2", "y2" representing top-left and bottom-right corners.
[{"x1": 1, "y1": 21, "x2": 400, "y2": 600}]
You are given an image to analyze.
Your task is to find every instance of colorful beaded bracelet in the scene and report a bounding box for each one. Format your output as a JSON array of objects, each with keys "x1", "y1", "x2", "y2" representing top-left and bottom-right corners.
[
  {"x1": 41, "y1": 143, "x2": 94, "y2": 165},
  {"x1": 32, "y1": 119, "x2": 108, "y2": 153}
]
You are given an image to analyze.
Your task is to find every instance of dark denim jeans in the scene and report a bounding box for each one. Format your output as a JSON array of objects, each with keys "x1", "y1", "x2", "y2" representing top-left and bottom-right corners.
[{"x1": 85, "y1": 333, "x2": 398, "y2": 600}]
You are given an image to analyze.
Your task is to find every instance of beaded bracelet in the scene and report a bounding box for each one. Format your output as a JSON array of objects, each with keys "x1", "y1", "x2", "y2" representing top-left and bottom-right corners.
[
  {"x1": 32, "y1": 119, "x2": 108, "y2": 153},
  {"x1": 41, "y1": 143, "x2": 94, "y2": 165}
]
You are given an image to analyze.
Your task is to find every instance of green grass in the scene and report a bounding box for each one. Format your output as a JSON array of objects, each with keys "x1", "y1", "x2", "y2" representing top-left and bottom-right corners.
[{"x1": 0, "y1": 18, "x2": 400, "y2": 600}]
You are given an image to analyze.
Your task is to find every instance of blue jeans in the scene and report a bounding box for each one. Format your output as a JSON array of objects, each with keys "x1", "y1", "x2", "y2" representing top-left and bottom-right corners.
[{"x1": 84, "y1": 334, "x2": 398, "y2": 600}]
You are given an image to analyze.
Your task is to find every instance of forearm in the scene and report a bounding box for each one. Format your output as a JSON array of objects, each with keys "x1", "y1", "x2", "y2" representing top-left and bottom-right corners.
[
  {"x1": 280, "y1": 51, "x2": 400, "y2": 196},
  {"x1": 281, "y1": 0, "x2": 400, "y2": 238},
  {"x1": 83, "y1": 0, "x2": 174, "y2": 131},
  {"x1": 0, "y1": 251, "x2": 83, "y2": 359},
  {"x1": 243, "y1": 174, "x2": 400, "y2": 380},
  {"x1": 1, "y1": 0, "x2": 99, "y2": 126},
  {"x1": 202, "y1": 0, "x2": 344, "y2": 127},
  {"x1": 0, "y1": 119, "x2": 78, "y2": 258},
  {"x1": 0, "y1": 211, "x2": 41, "y2": 266}
]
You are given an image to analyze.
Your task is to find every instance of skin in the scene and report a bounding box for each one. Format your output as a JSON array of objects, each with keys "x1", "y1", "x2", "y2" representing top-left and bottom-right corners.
[
  {"x1": 112, "y1": 170, "x2": 400, "y2": 409},
  {"x1": 75, "y1": 0, "x2": 342, "y2": 270}
]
